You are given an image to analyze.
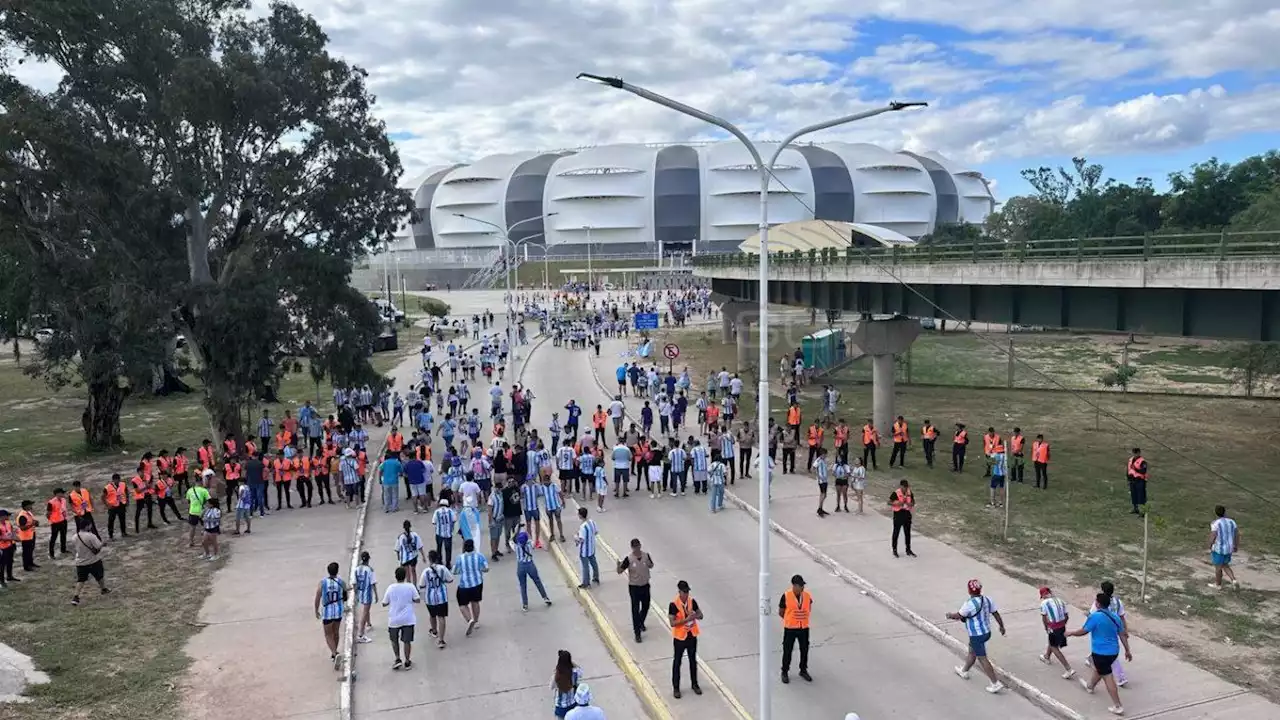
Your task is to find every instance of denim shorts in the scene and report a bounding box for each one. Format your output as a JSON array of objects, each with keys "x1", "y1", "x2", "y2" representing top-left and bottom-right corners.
[{"x1": 969, "y1": 632, "x2": 992, "y2": 657}]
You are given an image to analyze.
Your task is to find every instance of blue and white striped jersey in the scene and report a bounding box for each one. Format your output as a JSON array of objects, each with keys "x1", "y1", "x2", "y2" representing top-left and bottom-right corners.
[
  {"x1": 452, "y1": 551, "x2": 489, "y2": 588},
  {"x1": 544, "y1": 483, "x2": 564, "y2": 512},
  {"x1": 431, "y1": 507, "x2": 456, "y2": 538},
  {"x1": 420, "y1": 564, "x2": 452, "y2": 606},
  {"x1": 395, "y1": 531, "x2": 422, "y2": 565},
  {"x1": 577, "y1": 519, "x2": 599, "y2": 558},
  {"x1": 319, "y1": 576, "x2": 345, "y2": 620},
  {"x1": 690, "y1": 446, "x2": 709, "y2": 472},
  {"x1": 668, "y1": 447, "x2": 687, "y2": 472},
  {"x1": 354, "y1": 565, "x2": 376, "y2": 605},
  {"x1": 958, "y1": 595, "x2": 997, "y2": 637}
]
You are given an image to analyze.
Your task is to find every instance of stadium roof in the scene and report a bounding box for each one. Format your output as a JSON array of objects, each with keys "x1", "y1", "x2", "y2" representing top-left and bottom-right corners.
[{"x1": 737, "y1": 220, "x2": 917, "y2": 254}]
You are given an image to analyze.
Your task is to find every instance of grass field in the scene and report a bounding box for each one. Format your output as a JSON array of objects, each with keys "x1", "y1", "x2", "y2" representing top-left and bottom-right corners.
[
  {"x1": 0, "y1": 322, "x2": 427, "y2": 720},
  {"x1": 649, "y1": 323, "x2": 1280, "y2": 699}
]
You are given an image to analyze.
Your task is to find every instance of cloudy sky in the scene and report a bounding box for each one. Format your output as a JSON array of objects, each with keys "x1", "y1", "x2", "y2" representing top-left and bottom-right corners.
[{"x1": 13, "y1": 0, "x2": 1280, "y2": 198}]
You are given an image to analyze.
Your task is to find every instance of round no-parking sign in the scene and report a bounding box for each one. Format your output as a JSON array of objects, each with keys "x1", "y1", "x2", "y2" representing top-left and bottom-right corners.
[{"x1": 663, "y1": 343, "x2": 680, "y2": 360}]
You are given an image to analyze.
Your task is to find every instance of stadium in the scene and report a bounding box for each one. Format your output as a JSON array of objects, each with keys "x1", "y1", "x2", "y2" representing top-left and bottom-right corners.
[{"x1": 399, "y1": 141, "x2": 996, "y2": 256}]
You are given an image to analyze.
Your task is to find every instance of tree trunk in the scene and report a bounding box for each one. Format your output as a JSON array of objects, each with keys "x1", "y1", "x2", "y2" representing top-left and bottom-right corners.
[
  {"x1": 83, "y1": 380, "x2": 127, "y2": 449},
  {"x1": 203, "y1": 378, "x2": 245, "y2": 446}
]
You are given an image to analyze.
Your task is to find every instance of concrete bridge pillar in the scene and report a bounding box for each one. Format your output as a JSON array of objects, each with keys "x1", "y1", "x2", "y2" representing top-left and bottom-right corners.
[
  {"x1": 736, "y1": 312, "x2": 752, "y2": 374},
  {"x1": 849, "y1": 318, "x2": 921, "y2": 437},
  {"x1": 721, "y1": 309, "x2": 733, "y2": 343}
]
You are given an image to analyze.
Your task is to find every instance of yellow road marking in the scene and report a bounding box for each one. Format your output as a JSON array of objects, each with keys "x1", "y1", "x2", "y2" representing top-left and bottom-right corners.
[
  {"x1": 538, "y1": 517, "x2": 675, "y2": 720},
  {"x1": 565, "y1": 496, "x2": 755, "y2": 720}
]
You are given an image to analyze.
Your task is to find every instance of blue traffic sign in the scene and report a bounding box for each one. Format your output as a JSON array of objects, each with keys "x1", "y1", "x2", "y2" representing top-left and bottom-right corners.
[{"x1": 634, "y1": 312, "x2": 659, "y2": 330}]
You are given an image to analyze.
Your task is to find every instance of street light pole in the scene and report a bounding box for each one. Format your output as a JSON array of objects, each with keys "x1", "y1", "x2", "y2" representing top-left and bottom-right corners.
[
  {"x1": 452, "y1": 213, "x2": 555, "y2": 360},
  {"x1": 578, "y1": 71, "x2": 925, "y2": 720}
]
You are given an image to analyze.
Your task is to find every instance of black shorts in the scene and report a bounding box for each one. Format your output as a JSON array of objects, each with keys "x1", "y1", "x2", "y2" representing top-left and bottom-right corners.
[
  {"x1": 1091, "y1": 652, "x2": 1118, "y2": 676},
  {"x1": 559, "y1": 467, "x2": 577, "y2": 481},
  {"x1": 75, "y1": 560, "x2": 104, "y2": 584},
  {"x1": 389, "y1": 625, "x2": 415, "y2": 643},
  {"x1": 834, "y1": 478, "x2": 848, "y2": 487},
  {"x1": 323, "y1": 618, "x2": 342, "y2": 626},
  {"x1": 427, "y1": 603, "x2": 449, "y2": 618},
  {"x1": 345, "y1": 484, "x2": 360, "y2": 500},
  {"x1": 457, "y1": 584, "x2": 484, "y2": 605},
  {"x1": 402, "y1": 558, "x2": 418, "y2": 568},
  {"x1": 204, "y1": 526, "x2": 221, "y2": 535},
  {"x1": 1047, "y1": 626, "x2": 1068, "y2": 648},
  {"x1": 187, "y1": 514, "x2": 201, "y2": 526}
]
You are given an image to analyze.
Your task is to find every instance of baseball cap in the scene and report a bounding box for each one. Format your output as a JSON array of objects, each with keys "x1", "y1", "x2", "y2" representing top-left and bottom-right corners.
[
  {"x1": 1038, "y1": 586, "x2": 1052, "y2": 598},
  {"x1": 967, "y1": 578, "x2": 983, "y2": 594},
  {"x1": 676, "y1": 580, "x2": 690, "y2": 592},
  {"x1": 791, "y1": 574, "x2": 806, "y2": 586},
  {"x1": 439, "y1": 498, "x2": 450, "y2": 506},
  {"x1": 201, "y1": 469, "x2": 215, "y2": 478},
  {"x1": 574, "y1": 683, "x2": 593, "y2": 705}
]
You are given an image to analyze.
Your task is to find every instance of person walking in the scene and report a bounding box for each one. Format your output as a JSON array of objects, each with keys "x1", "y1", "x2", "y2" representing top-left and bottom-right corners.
[
  {"x1": 889, "y1": 416, "x2": 909, "y2": 468},
  {"x1": 617, "y1": 538, "x2": 654, "y2": 643},
  {"x1": 1037, "y1": 586, "x2": 1075, "y2": 679},
  {"x1": 564, "y1": 683, "x2": 606, "y2": 720},
  {"x1": 1208, "y1": 505, "x2": 1239, "y2": 589},
  {"x1": 520, "y1": 474, "x2": 544, "y2": 550},
  {"x1": 69, "y1": 518, "x2": 110, "y2": 606},
  {"x1": 314, "y1": 562, "x2": 348, "y2": 670},
  {"x1": 779, "y1": 574, "x2": 813, "y2": 684},
  {"x1": 1068, "y1": 592, "x2": 1131, "y2": 716},
  {"x1": 575, "y1": 506, "x2": 600, "y2": 588},
  {"x1": 382, "y1": 566, "x2": 421, "y2": 670},
  {"x1": 419, "y1": 549, "x2": 453, "y2": 648},
  {"x1": 452, "y1": 538, "x2": 489, "y2": 636},
  {"x1": 889, "y1": 479, "x2": 916, "y2": 558},
  {"x1": 513, "y1": 524, "x2": 553, "y2": 612},
  {"x1": 396, "y1": 520, "x2": 426, "y2": 587},
  {"x1": 381, "y1": 451, "x2": 404, "y2": 513},
  {"x1": 186, "y1": 472, "x2": 213, "y2": 548},
  {"x1": 103, "y1": 474, "x2": 129, "y2": 539},
  {"x1": 946, "y1": 578, "x2": 1006, "y2": 694},
  {"x1": 552, "y1": 649, "x2": 584, "y2": 718},
  {"x1": 707, "y1": 449, "x2": 727, "y2": 513},
  {"x1": 1126, "y1": 448, "x2": 1148, "y2": 515},
  {"x1": 431, "y1": 498, "x2": 457, "y2": 566},
  {"x1": 354, "y1": 551, "x2": 378, "y2": 644},
  {"x1": 669, "y1": 579, "x2": 703, "y2": 698}
]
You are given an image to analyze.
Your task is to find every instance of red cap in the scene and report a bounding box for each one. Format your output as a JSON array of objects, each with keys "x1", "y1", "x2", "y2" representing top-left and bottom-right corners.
[
  {"x1": 967, "y1": 578, "x2": 983, "y2": 594},
  {"x1": 1038, "y1": 586, "x2": 1052, "y2": 598}
]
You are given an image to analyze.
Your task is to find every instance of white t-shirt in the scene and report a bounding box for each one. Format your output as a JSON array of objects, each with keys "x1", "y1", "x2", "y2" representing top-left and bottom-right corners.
[
  {"x1": 565, "y1": 706, "x2": 607, "y2": 720},
  {"x1": 382, "y1": 581, "x2": 420, "y2": 628},
  {"x1": 459, "y1": 480, "x2": 482, "y2": 508},
  {"x1": 608, "y1": 400, "x2": 624, "y2": 418},
  {"x1": 729, "y1": 377, "x2": 743, "y2": 395}
]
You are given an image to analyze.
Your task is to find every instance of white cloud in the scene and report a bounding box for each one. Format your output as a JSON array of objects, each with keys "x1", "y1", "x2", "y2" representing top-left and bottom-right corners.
[{"x1": 7, "y1": 0, "x2": 1279, "y2": 183}]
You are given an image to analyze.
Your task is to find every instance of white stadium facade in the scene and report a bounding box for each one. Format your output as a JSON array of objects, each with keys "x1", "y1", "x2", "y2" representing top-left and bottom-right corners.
[{"x1": 400, "y1": 141, "x2": 995, "y2": 257}]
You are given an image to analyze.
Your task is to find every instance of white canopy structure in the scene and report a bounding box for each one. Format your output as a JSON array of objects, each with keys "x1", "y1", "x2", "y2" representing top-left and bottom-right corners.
[{"x1": 737, "y1": 219, "x2": 916, "y2": 254}]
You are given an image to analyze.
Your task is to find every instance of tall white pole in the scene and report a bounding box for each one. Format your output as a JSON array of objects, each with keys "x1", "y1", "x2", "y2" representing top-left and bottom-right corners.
[
  {"x1": 575, "y1": 72, "x2": 926, "y2": 720},
  {"x1": 586, "y1": 226, "x2": 593, "y2": 288},
  {"x1": 382, "y1": 246, "x2": 391, "y2": 301}
]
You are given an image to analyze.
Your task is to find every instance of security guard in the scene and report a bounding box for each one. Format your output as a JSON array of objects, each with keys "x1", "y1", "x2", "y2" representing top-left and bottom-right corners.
[
  {"x1": 860, "y1": 418, "x2": 879, "y2": 470},
  {"x1": 982, "y1": 427, "x2": 1002, "y2": 477},
  {"x1": 889, "y1": 479, "x2": 916, "y2": 558},
  {"x1": 669, "y1": 579, "x2": 703, "y2": 699},
  {"x1": 1126, "y1": 448, "x2": 1148, "y2": 515},
  {"x1": 920, "y1": 419, "x2": 938, "y2": 468},
  {"x1": 952, "y1": 423, "x2": 968, "y2": 472},
  {"x1": 779, "y1": 574, "x2": 813, "y2": 683},
  {"x1": 16, "y1": 500, "x2": 39, "y2": 572},
  {"x1": 889, "y1": 416, "x2": 909, "y2": 468}
]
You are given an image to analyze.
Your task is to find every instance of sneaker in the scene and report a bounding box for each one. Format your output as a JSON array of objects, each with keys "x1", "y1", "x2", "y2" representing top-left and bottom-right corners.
[
  {"x1": 1207, "y1": 583, "x2": 1221, "y2": 590},
  {"x1": 986, "y1": 682, "x2": 1004, "y2": 694},
  {"x1": 392, "y1": 659, "x2": 403, "y2": 670},
  {"x1": 403, "y1": 660, "x2": 413, "y2": 670},
  {"x1": 1080, "y1": 678, "x2": 1094, "y2": 694},
  {"x1": 799, "y1": 670, "x2": 812, "y2": 682},
  {"x1": 1108, "y1": 706, "x2": 1124, "y2": 716},
  {"x1": 1062, "y1": 669, "x2": 1076, "y2": 679},
  {"x1": 544, "y1": 598, "x2": 552, "y2": 606},
  {"x1": 1038, "y1": 655, "x2": 1051, "y2": 665},
  {"x1": 428, "y1": 627, "x2": 439, "y2": 638},
  {"x1": 70, "y1": 596, "x2": 80, "y2": 605},
  {"x1": 466, "y1": 619, "x2": 478, "y2": 636},
  {"x1": 954, "y1": 667, "x2": 969, "y2": 680},
  {"x1": 357, "y1": 635, "x2": 373, "y2": 644},
  {"x1": 522, "y1": 605, "x2": 529, "y2": 613}
]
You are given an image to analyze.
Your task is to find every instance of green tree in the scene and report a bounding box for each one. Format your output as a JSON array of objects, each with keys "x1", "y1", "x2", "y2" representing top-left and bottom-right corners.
[
  {"x1": 1230, "y1": 184, "x2": 1280, "y2": 232},
  {"x1": 3, "y1": 0, "x2": 413, "y2": 441},
  {"x1": 0, "y1": 73, "x2": 185, "y2": 448},
  {"x1": 1224, "y1": 343, "x2": 1280, "y2": 397},
  {"x1": 1163, "y1": 154, "x2": 1280, "y2": 230},
  {"x1": 1098, "y1": 362, "x2": 1139, "y2": 392}
]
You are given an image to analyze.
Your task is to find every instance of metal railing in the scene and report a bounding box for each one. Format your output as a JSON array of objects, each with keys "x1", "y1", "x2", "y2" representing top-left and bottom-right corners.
[{"x1": 692, "y1": 230, "x2": 1280, "y2": 268}]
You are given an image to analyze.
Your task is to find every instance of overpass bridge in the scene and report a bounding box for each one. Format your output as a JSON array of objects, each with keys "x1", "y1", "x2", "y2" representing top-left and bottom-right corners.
[{"x1": 694, "y1": 231, "x2": 1280, "y2": 433}]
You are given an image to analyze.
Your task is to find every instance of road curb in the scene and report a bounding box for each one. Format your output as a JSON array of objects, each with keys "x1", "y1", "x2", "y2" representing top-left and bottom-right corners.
[
  {"x1": 584, "y1": 341, "x2": 1085, "y2": 720},
  {"x1": 521, "y1": 334, "x2": 675, "y2": 720},
  {"x1": 338, "y1": 328, "x2": 493, "y2": 720}
]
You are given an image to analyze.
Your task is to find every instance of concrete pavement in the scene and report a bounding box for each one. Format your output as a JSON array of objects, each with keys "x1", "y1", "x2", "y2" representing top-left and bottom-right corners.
[
  {"x1": 526, "y1": 340, "x2": 1057, "y2": 719},
  {"x1": 581, "y1": 334, "x2": 1278, "y2": 720},
  {"x1": 350, "y1": 293, "x2": 652, "y2": 719}
]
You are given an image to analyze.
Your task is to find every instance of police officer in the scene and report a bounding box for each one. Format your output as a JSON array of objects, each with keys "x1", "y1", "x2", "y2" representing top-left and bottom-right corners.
[{"x1": 779, "y1": 574, "x2": 813, "y2": 683}]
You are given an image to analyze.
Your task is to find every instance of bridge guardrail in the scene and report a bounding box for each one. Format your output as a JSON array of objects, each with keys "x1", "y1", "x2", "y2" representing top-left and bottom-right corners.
[{"x1": 691, "y1": 230, "x2": 1280, "y2": 268}]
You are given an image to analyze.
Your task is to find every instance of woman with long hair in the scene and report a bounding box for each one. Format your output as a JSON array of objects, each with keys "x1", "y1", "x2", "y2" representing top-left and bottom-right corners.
[
  {"x1": 395, "y1": 519, "x2": 424, "y2": 586},
  {"x1": 551, "y1": 649, "x2": 583, "y2": 717}
]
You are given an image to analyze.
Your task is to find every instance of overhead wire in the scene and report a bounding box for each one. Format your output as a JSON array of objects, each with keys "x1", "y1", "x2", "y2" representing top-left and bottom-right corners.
[{"x1": 742, "y1": 157, "x2": 1280, "y2": 509}]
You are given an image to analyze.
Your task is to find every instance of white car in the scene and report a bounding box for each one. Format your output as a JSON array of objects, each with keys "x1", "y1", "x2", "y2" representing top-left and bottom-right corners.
[
  {"x1": 33, "y1": 328, "x2": 55, "y2": 345},
  {"x1": 372, "y1": 298, "x2": 406, "y2": 323}
]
